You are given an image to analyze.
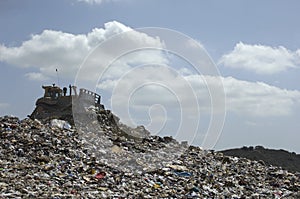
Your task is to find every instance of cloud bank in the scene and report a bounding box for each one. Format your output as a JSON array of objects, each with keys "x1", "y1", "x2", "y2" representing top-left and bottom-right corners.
[
  {"x1": 0, "y1": 21, "x2": 165, "y2": 81},
  {"x1": 221, "y1": 76, "x2": 300, "y2": 116},
  {"x1": 219, "y1": 42, "x2": 300, "y2": 74},
  {"x1": 1, "y1": 21, "x2": 300, "y2": 123},
  {"x1": 98, "y1": 67, "x2": 300, "y2": 118}
]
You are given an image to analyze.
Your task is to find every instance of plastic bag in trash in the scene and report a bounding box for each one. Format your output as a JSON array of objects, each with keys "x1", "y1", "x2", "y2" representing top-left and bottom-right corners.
[{"x1": 50, "y1": 119, "x2": 71, "y2": 130}]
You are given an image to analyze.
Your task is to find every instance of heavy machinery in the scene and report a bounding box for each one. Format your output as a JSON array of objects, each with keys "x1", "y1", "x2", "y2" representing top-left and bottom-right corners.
[
  {"x1": 30, "y1": 84, "x2": 104, "y2": 124},
  {"x1": 29, "y1": 84, "x2": 150, "y2": 140}
]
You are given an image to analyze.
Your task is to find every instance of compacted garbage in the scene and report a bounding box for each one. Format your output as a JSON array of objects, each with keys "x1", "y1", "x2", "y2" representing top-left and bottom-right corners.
[
  {"x1": 1, "y1": 115, "x2": 300, "y2": 198},
  {"x1": 0, "y1": 85, "x2": 299, "y2": 198}
]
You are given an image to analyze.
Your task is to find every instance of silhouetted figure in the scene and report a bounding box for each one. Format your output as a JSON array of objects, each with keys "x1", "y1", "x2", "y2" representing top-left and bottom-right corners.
[
  {"x1": 63, "y1": 87, "x2": 67, "y2": 96},
  {"x1": 69, "y1": 85, "x2": 72, "y2": 96}
]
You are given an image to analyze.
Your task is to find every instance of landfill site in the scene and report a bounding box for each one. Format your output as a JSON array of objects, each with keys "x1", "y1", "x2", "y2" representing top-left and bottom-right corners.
[{"x1": 0, "y1": 85, "x2": 300, "y2": 198}]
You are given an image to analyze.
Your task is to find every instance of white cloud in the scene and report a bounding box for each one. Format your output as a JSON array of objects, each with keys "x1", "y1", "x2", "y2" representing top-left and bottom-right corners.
[
  {"x1": 222, "y1": 76, "x2": 300, "y2": 116},
  {"x1": 0, "y1": 21, "x2": 165, "y2": 81},
  {"x1": 24, "y1": 72, "x2": 50, "y2": 81},
  {"x1": 97, "y1": 65, "x2": 204, "y2": 140},
  {"x1": 95, "y1": 64, "x2": 300, "y2": 146},
  {"x1": 98, "y1": 66, "x2": 300, "y2": 118},
  {"x1": 2, "y1": 20, "x2": 300, "y2": 122},
  {"x1": 219, "y1": 42, "x2": 300, "y2": 74},
  {"x1": 181, "y1": 75, "x2": 300, "y2": 117}
]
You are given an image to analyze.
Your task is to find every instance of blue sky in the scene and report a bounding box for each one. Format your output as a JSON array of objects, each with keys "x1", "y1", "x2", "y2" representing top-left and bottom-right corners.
[{"x1": 1, "y1": 0, "x2": 300, "y2": 153}]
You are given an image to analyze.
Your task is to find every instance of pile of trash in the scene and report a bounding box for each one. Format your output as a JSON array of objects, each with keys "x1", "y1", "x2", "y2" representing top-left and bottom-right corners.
[{"x1": 0, "y1": 115, "x2": 300, "y2": 198}]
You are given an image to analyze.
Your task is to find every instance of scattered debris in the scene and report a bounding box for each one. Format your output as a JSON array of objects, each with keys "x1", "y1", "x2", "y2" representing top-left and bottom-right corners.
[{"x1": 0, "y1": 115, "x2": 299, "y2": 198}]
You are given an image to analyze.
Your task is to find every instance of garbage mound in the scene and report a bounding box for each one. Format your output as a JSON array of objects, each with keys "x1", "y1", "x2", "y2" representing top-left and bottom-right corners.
[{"x1": 1, "y1": 116, "x2": 300, "y2": 198}]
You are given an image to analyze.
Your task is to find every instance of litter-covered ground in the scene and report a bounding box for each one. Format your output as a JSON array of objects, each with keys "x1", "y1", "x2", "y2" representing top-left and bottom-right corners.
[{"x1": 0, "y1": 115, "x2": 300, "y2": 198}]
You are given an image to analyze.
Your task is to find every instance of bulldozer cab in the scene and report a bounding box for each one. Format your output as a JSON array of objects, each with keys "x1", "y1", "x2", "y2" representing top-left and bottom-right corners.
[
  {"x1": 30, "y1": 84, "x2": 107, "y2": 124},
  {"x1": 42, "y1": 85, "x2": 62, "y2": 100}
]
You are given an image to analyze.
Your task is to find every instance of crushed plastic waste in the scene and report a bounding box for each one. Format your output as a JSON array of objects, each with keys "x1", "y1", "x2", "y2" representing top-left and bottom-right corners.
[
  {"x1": 174, "y1": 171, "x2": 192, "y2": 177},
  {"x1": 50, "y1": 119, "x2": 71, "y2": 130},
  {"x1": 95, "y1": 172, "x2": 106, "y2": 179},
  {"x1": 0, "y1": 115, "x2": 299, "y2": 198}
]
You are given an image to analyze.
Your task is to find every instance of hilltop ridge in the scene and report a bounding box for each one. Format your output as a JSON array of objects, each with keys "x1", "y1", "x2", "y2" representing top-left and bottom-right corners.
[{"x1": 221, "y1": 146, "x2": 300, "y2": 173}]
